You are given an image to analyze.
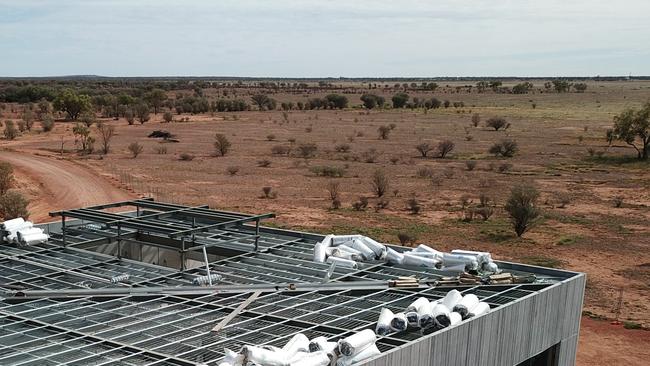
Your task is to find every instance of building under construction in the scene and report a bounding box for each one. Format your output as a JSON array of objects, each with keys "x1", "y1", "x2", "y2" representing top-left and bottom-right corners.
[{"x1": 0, "y1": 199, "x2": 585, "y2": 366}]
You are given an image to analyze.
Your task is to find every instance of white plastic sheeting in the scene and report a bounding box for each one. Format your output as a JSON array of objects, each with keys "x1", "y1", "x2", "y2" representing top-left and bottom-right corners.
[
  {"x1": 405, "y1": 297, "x2": 429, "y2": 327},
  {"x1": 375, "y1": 308, "x2": 394, "y2": 336},
  {"x1": 453, "y1": 294, "x2": 480, "y2": 319},
  {"x1": 389, "y1": 312, "x2": 408, "y2": 332},
  {"x1": 336, "y1": 344, "x2": 380, "y2": 366}
]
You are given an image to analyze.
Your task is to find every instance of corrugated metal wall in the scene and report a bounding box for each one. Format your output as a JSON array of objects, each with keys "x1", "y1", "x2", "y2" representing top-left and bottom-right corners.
[{"x1": 362, "y1": 274, "x2": 586, "y2": 366}]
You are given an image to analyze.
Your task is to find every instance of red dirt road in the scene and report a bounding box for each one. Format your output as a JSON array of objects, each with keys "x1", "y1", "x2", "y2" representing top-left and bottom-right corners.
[{"x1": 0, "y1": 150, "x2": 132, "y2": 221}]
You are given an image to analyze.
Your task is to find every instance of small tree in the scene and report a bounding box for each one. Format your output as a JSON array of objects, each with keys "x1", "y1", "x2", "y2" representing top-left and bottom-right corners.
[
  {"x1": 573, "y1": 83, "x2": 588, "y2": 93},
  {"x1": 128, "y1": 142, "x2": 143, "y2": 158},
  {"x1": 3, "y1": 120, "x2": 18, "y2": 140},
  {"x1": 72, "y1": 123, "x2": 94, "y2": 153},
  {"x1": 391, "y1": 93, "x2": 409, "y2": 108},
  {"x1": 136, "y1": 103, "x2": 150, "y2": 124},
  {"x1": 0, "y1": 162, "x2": 14, "y2": 195},
  {"x1": 471, "y1": 113, "x2": 481, "y2": 127},
  {"x1": 505, "y1": 184, "x2": 541, "y2": 237},
  {"x1": 378, "y1": 125, "x2": 391, "y2": 140},
  {"x1": 163, "y1": 111, "x2": 173, "y2": 123},
  {"x1": 371, "y1": 169, "x2": 389, "y2": 197},
  {"x1": 96, "y1": 122, "x2": 115, "y2": 154},
  {"x1": 0, "y1": 191, "x2": 29, "y2": 220},
  {"x1": 406, "y1": 197, "x2": 421, "y2": 214},
  {"x1": 125, "y1": 110, "x2": 135, "y2": 125},
  {"x1": 437, "y1": 140, "x2": 455, "y2": 158},
  {"x1": 22, "y1": 109, "x2": 34, "y2": 131},
  {"x1": 415, "y1": 142, "x2": 433, "y2": 158},
  {"x1": 41, "y1": 114, "x2": 55, "y2": 132},
  {"x1": 326, "y1": 181, "x2": 341, "y2": 209},
  {"x1": 80, "y1": 112, "x2": 96, "y2": 127},
  {"x1": 486, "y1": 117, "x2": 508, "y2": 131},
  {"x1": 251, "y1": 94, "x2": 276, "y2": 111},
  {"x1": 214, "y1": 133, "x2": 231, "y2": 156},
  {"x1": 489, "y1": 139, "x2": 518, "y2": 157},
  {"x1": 53, "y1": 89, "x2": 92, "y2": 120},
  {"x1": 609, "y1": 103, "x2": 650, "y2": 159}
]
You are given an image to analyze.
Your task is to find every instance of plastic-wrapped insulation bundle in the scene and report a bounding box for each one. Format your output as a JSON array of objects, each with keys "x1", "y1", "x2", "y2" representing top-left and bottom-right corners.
[
  {"x1": 441, "y1": 253, "x2": 479, "y2": 271},
  {"x1": 405, "y1": 297, "x2": 429, "y2": 327},
  {"x1": 402, "y1": 253, "x2": 440, "y2": 268},
  {"x1": 330, "y1": 235, "x2": 362, "y2": 246},
  {"x1": 309, "y1": 336, "x2": 338, "y2": 354},
  {"x1": 453, "y1": 294, "x2": 480, "y2": 319},
  {"x1": 16, "y1": 227, "x2": 43, "y2": 243},
  {"x1": 440, "y1": 289, "x2": 463, "y2": 310},
  {"x1": 0, "y1": 217, "x2": 24, "y2": 230},
  {"x1": 338, "y1": 329, "x2": 376, "y2": 357},
  {"x1": 326, "y1": 247, "x2": 362, "y2": 261},
  {"x1": 282, "y1": 333, "x2": 310, "y2": 358},
  {"x1": 242, "y1": 345, "x2": 289, "y2": 366},
  {"x1": 413, "y1": 244, "x2": 443, "y2": 260},
  {"x1": 417, "y1": 300, "x2": 435, "y2": 329},
  {"x1": 468, "y1": 302, "x2": 491, "y2": 318},
  {"x1": 343, "y1": 239, "x2": 375, "y2": 261},
  {"x1": 390, "y1": 312, "x2": 408, "y2": 332},
  {"x1": 218, "y1": 348, "x2": 244, "y2": 366},
  {"x1": 451, "y1": 249, "x2": 491, "y2": 264},
  {"x1": 289, "y1": 351, "x2": 330, "y2": 366},
  {"x1": 358, "y1": 236, "x2": 386, "y2": 258},
  {"x1": 5, "y1": 221, "x2": 34, "y2": 243},
  {"x1": 431, "y1": 303, "x2": 452, "y2": 328},
  {"x1": 449, "y1": 312, "x2": 462, "y2": 326},
  {"x1": 375, "y1": 308, "x2": 394, "y2": 336},
  {"x1": 326, "y1": 256, "x2": 358, "y2": 269},
  {"x1": 19, "y1": 232, "x2": 48, "y2": 246},
  {"x1": 385, "y1": 248, "x2": 404, "y2": 265},
  {"x1": 336, "y1": 343, "x2": 380, "y2": 366}
]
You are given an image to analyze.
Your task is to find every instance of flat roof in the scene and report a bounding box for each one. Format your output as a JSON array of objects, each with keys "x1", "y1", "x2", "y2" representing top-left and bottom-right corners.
[{"x1": 0, "y1": 200, "x2": 580, "y2": 366}]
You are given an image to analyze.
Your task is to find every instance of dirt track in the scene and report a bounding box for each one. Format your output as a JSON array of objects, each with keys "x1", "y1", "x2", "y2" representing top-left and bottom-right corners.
[{"x1": 0, "y1": 150, "x2": 132, "y2": 221}]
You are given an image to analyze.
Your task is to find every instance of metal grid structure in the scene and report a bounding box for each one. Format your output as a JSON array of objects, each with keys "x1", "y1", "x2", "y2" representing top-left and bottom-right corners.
[{"x1": 0, "y1": 200, "x2": 582, "y2": 366}]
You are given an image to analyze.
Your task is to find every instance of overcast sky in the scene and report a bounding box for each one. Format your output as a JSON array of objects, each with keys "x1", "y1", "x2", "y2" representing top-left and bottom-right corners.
[{"x1": 1, "y1": 0, "x2": 648, "y2": 77}]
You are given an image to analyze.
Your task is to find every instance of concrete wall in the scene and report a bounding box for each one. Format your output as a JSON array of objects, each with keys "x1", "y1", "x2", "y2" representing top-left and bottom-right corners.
[{"x1": 362, "y1": 273, "x2": 586, "y2": 366}]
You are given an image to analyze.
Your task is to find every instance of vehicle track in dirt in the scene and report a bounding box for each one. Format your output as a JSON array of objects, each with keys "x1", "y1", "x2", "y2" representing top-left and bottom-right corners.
[{"x1": 0, "y1": 150, "x2": 133, "y2": 221}]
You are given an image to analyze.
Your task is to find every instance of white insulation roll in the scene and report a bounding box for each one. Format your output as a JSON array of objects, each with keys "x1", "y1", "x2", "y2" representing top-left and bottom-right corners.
[
  {"x1": 431, "y1": 303, "x2": 451, "y2": 328},
  {"x1": 449, "y1": 312, "x2": 462, "y2": 326},
  {"x1": 331, "y1": 235, "x2": 362, "y2": 246},
  {"x1": 375, "y1": 308, "x2": 394, "y2": 336},
  {"x1": 336, "y1": 343, "x2": 381, "y2": 366},
  {"x1": 453, "y1": 294, "x2": 480, "y2": 319},
  {"x1": 345, "y1": 239, "x2": 375, "y2": 261},
  {"x1": 402, "y1": 253, "x2": 440, "y2": 268},
  {"x1": 358, "y1": 236, "x2": 386, "y2": 258},
  {"x1": 390, "y1": 312, "x2": 408, "y2": 332},
  {"x1": 282, "y1": 333, "x2": 310, "y2": 358},
  {"x1": 1, "y1": 217, "x2": 24, "y2": 230},
  {"x1": 289, "y1": 351, "x2": 330, "y2": 366},
  {"x1": 338, "y1": 329, "x2": 376, "y2": 357},
  {"x1": 469, "y1": 302, "x2": 491, "y2": 318},
  {"x1": 442, "y1": 253, "x2": 479, "y2": 271},
  {"x1": 314, "y1": 243, "x2": 327, "y2": 263},
  {"x1": 19, "y1": 233, "x2": 49, "y2": 246},
  {"x1": 16, "y1": 227, "x2": 43, "y2": 242},
  {"x1": 405, "y1": 297, "x2": 429, "y2": 326},
  {"x1": 309, "y1": 336, "x2": 338, "y2": 354},
  {"x1": 326, "y1": 256, "x2": 358, "y2": 269},
  {"x1": 385, "y1": 248, "x2": 404, "y2": 265},
  {"x1": 218, "y1": 348, "x2": 244, "y2": 366},
  {"x1": 413, "y1": 244, "x2": 443, "y2": 259},
  {"x1": 417, "y1": 300, "x2": 435, "y2": 329},
  {"x1": 243, "y1": 345, "x2": 288, "y2": 366},
  {"x1": 440, "y1": 289, "x2": 463, "y2": 310}
]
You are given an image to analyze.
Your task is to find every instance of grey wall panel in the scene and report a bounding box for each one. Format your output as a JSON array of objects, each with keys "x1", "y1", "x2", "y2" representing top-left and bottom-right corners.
[{"x1": 362, "y1": 274, "x2": 586, "y2": 366}]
